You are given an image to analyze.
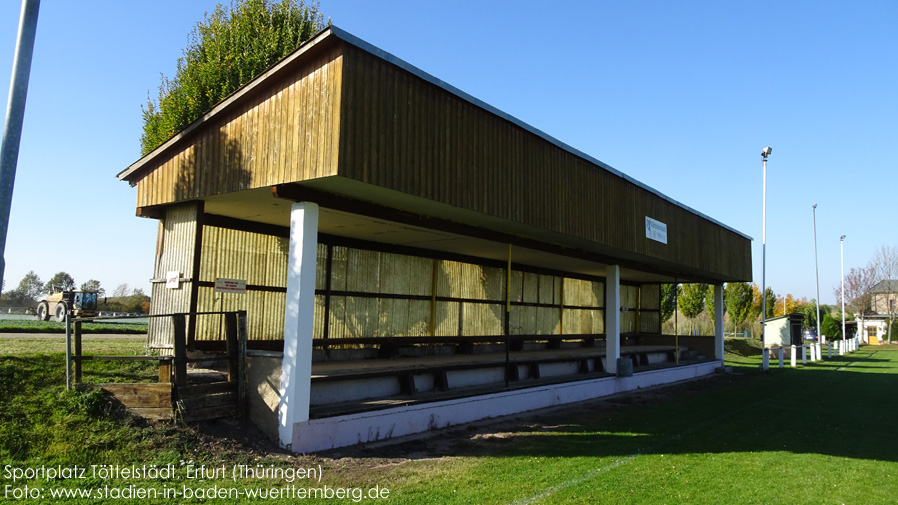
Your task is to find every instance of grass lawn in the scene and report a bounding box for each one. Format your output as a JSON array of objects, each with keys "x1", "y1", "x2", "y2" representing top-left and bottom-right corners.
[
  {"x1": 0, "y1": 319, "x2": 147, "y2": 334},
  {"x1": 1, "y1": 337, "x2": 896, "y2": 504}
]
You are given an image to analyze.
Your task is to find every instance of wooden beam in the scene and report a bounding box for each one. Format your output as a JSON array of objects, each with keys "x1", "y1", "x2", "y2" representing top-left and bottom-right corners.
[{"x1": 271, "y1": 183, "x2": 720, "y2": 283}]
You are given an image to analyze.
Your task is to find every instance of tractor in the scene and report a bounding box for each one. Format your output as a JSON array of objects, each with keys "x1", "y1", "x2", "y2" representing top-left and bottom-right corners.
[{"x1": 36, "y1": 289, "x2": 99, "y2": 322}]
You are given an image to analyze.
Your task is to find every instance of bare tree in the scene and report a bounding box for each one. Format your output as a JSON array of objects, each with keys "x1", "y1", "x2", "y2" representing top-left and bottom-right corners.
[
  {"x1": 112, "y1": 283, "x2": 130, "y2": 298},
  {"x1": 835, "y1": 266, "x2": 876, "y2": 340},
  {"x1": 870, "y1": 245, "x2": 898, "y2": 343}
]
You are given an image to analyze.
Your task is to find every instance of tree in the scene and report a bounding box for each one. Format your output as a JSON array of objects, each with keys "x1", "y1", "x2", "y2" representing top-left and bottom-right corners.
[
  {"x1": 141, "y1": 0, "x2": 328, "y2": 154},
  {"x1": 821, "y1": 312, "x2": 842, "y2": 340},
  {"x1": 725, "y1": 282, "x2": 753, "y2": 334},
  {"x1": 112, "y1": 283, "x2": 130, "y2": 298},
  {"x1": 678, "y1": 283, "x2": 707, "y2": 333},
  {"x1": 704, "y1": 284, "x2": 725, "y2": 323},
  {"x1": 870, "y1": 245, "x2": 898, "y2": 343},
  {"x1": 763, "y1": 287, "x2": 776, "y2": 319},
  {"x1": 80, "y1": 279, "x2": 105, "y2": 297},
  {"x1": 798, "y1": 299, "x2": 819, "y2": 331},
  {"x1": 1, "y1": 271, "x2": 43, "y2": 307},
  {"x1": 16, "y1": 271, "x2": 43, "y2": 302},
  {"x1": 836, "y1": 265, "x2": 876, "y2": 343},
  {"x1": 46, "y1": 272, "x2": 75, "y2": 293},
  {"x1": 660, "y1": 284, "x2": 678, "y2": 323}
]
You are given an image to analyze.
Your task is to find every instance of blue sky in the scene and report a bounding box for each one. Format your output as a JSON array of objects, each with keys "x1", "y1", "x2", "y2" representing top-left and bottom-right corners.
[{"x1": 1, "y1": 0, "x2": 895, "y2": 303}]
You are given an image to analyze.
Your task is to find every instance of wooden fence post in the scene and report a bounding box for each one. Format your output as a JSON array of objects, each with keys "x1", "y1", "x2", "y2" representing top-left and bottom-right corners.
[
  {"x1": 172, "y1": 314, "x2": 187, "y2": 388},
  {"x1": 225, "y1": 311, "x2": 238, "y2": 383},
  {"x1": 74, "y1": 320, "x2": 82, "y2": 383},
  {"x1": 158, "y1": 358, "x2": 172, "y2": 383},
  {"x1": 237, "y1": 310, "x2": 247, "y2": 413}
]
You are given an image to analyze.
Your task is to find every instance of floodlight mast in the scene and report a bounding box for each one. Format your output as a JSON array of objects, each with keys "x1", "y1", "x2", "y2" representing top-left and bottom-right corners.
[
  {"x1": 761, "y1": 147, "x2": 772, "y2": 345},
  {"x1": 813, "y1": 204, "x2": 821, "y2": 344},
  {"x1": 841, "y1": 235, "x2": 846, "y2": 342}
]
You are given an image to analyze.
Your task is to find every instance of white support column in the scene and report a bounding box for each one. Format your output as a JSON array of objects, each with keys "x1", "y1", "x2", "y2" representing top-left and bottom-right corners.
[
  {"x1": 714, "y1": 284, "x2": 724, "y2": 361},
  {"x1": 605, "y1": 265, "x2": 620, "y2": 374},
  {"x1": 278, "y1": 202, "x2": 319, "y2": 450}
]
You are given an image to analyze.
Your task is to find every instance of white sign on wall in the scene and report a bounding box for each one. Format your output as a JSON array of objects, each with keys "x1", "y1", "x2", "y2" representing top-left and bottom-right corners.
[
  {"x1": 214, "y1": 278, "x2": 247, "y2": 294},
  {"x1": 166, "y1": 271, "x2": 181, "y2": 289},
  {"x1": 645, "y1": 217, "x2": 668, "y2": 244}
]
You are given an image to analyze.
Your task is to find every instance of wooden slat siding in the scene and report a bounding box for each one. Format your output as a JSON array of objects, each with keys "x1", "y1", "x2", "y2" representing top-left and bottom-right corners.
[
  {"x1": 336, "y1": 45, "x2": 750, "y2": 280},
  {"x1": 133, "y1": 46, "x2": 344, "y2": 208}
]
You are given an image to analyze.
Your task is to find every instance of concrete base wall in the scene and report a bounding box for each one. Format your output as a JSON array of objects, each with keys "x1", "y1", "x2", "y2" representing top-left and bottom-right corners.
[
  {"x1": 288, "y1": 360, "x2": 721, "y2": 453},
  {"x1": 245, "y1": 353, "x2": 283, "y2": 442}
]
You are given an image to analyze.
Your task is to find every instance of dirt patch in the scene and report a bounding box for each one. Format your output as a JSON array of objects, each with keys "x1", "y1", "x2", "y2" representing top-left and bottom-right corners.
[{"x1": 167, "y1": 371, "x2": 751, "y2": 475}]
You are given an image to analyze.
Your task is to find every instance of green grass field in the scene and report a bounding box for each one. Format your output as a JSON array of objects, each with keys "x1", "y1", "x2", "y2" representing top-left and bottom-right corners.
[
  {"x1": 0, "y1": 318, "x2": 147, "y2": 334},
  {"x1": 1, "y1": 337, "x2": 896, "y2": 504}
]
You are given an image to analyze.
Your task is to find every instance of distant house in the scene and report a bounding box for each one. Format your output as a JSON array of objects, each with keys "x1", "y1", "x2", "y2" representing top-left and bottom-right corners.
[
  {"x1": 859, "y1": 280, "x2": 897, "y2": 344},
  {"x1": 871, "y1": 280, "x2": 898, "y2": 315}
]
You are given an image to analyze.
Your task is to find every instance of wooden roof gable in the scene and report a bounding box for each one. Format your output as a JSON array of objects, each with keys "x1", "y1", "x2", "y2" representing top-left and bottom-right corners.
[{"x1": 118, "y1": 27, "x2": 751, "y2": 283}]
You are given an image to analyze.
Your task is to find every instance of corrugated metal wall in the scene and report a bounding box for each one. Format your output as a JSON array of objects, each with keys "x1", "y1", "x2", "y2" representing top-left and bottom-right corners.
[
  {"x1": 639, "y1": 284, "x2": 662, "y2": 333},
  {"x1": 147, "y1": 212, "x2": 664, "y2": 346},
  {"x1": 147, "y1": 203, "x2": 200, "y2": 348},
  {"x1": 194, "y1": 226, "x2": 290, "y2": 341},
  {"x1": 318, "y1": 244, "x2": 613, "y2": 339}
]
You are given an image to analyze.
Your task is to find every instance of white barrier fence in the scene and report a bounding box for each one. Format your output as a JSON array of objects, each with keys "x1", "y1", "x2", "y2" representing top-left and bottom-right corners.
[{"x1": 761, "y1": 337, "x2": 859, "y2": 371}]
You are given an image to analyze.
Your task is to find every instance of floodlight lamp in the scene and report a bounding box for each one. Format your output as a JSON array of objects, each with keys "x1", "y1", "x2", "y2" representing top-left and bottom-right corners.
[
  {"x1": 841, "y1": 235, "x2": 846, "y2": 240},
  {"x1": 761, "y1": 146, "x2": 773, "y2": 158},
  {"x1": 812, "y1": 203, "x2": 817, "y2": 209}
]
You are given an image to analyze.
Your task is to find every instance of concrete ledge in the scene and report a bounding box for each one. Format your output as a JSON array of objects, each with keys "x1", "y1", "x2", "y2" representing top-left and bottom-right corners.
[{"x1": 289, "y1": 360, "x2": 721, "y2": 453}]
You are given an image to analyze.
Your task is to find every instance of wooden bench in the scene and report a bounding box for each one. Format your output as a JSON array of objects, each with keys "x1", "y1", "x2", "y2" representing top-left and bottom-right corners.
[{"x1": 310, "y1": 345, "x2": 679, "y2": 395}]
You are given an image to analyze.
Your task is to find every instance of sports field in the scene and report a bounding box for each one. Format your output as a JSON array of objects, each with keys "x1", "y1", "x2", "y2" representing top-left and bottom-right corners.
[
  {"x1": 358, "y1": 344, "x2": 898, "y2": 504},
  {"x1": 1, "y1": 339, "x2": 895, "y2": 504}
]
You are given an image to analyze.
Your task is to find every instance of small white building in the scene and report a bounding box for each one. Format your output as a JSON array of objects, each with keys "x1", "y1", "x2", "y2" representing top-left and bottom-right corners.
[{"x1": 763, "y1": 313, "x2": 804, "y2": 348}]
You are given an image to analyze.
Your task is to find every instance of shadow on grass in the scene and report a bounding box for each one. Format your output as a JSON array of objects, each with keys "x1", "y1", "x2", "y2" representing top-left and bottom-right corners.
[{"x1": 342, "y1": 348, "x2": 898, "y2": 464}]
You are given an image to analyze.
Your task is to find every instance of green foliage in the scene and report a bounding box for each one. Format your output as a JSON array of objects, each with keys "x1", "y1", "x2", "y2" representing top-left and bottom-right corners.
[
  {"x1": 763, "y1": 286, "x2": 776, "y2": 318},
  {"x1": 725, "y1": 282, "x2": 753, "y2": 330},
  {"x1": 660, "y1": 284, "x2": 678, "y2": 322},
  {"x1": 80, "y1": 279, "x2": 104, "y2": 296},
  {"x1": 678, "y1": 283, "x2": 708, "y2": 322},
  {"x1": 104, "y1": 292, "x2": 151, "y2": 314},
  {"x1": 0, "y1": 319, "x2": 147, "y2": 334},
  {"x1": 46, "y1": 271, "x2": 76, "y2": 293},
  {"x1": 704, "y1": 284, "x2": 726, "y2": 322},
  {"x1": 140, "y1": 0, "x2": 328, "y2": 155},
  {"x1": 1, "y1": 271, "x2": 44, "y2": 306},
  {"x1": 799, "y1": 299, "x2": 819, "y2": 330},
  {"x1": 821, "y1": 312, "x2": 842, "y2": 340}
]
